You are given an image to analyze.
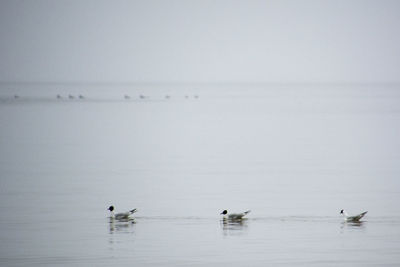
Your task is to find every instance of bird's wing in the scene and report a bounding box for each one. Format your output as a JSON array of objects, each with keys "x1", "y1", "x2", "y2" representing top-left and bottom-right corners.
[
  {"x1": 228, "y1": 214, "x2": 243, "y2": 220},
  {"x1": 228, "y1": 212, "x2": 249, "y2": 220},
  {"x1": 356, "y1": 211, "x2": 368, "y2": 220},
  {"x1": 115, "y1": 212, "x2": 130, "y2": 219},
  {"x1": 129, "y1": 208, "x2": 137, "y2": 214},
  {"x1": 348, "y1": 211, "x2": 367, "y2": 221}
]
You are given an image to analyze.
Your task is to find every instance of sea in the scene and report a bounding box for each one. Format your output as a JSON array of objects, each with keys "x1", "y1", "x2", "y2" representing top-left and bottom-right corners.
[{"x1": 0, "y1": 83, "x2": 399, "y2": 266}]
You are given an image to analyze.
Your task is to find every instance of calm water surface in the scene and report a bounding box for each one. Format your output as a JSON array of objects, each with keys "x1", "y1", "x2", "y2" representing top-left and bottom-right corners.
[{"x1": 0, "y1": 84, "x2": 400, "y2": 266}]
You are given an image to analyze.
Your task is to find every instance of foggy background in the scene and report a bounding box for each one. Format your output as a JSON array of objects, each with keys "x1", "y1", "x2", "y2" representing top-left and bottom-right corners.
[
  {"x1": 1, "y1": 0, "x2": 400, "y2": 84},
  {"x1": 1, "y1": 1, "x2": 400, "y2": 266}
]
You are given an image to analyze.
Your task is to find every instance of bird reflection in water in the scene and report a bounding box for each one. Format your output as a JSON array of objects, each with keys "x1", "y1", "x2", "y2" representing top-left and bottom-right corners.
[
  {"x1": 109, "y1": 217, "x2": 136, "y2": 234},
  {"x1": 221, "y1": 218, "x2": 248, "y2": 236},
  {"x1": 340, "y1": 220, "x2": 366, "y2": 231}
]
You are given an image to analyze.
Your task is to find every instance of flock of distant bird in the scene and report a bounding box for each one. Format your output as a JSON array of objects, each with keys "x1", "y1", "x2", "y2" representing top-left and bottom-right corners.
[
  {"x1": 9, "y1": 94, "x2": 200, "y2": 100},
  {"x1": 108, "y1": 205, "x2": 368, "y2": 223},
  {"x1": 56, "y1": 94, "x2": 85, "y2": 99}
]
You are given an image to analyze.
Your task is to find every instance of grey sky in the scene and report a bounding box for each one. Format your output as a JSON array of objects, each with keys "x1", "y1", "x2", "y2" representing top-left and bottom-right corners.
[{"x1": 0, "y1": 0, "x2": 399, "y2": 83}]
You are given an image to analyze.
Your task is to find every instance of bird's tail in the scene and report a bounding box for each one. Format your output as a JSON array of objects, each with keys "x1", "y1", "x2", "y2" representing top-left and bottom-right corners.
[
  {"x1": 129, "y1": 208, "x2": 137, "y2": 214},
  {"x1": 244, "y1": 210, "x2": 251, "y2": 215}
]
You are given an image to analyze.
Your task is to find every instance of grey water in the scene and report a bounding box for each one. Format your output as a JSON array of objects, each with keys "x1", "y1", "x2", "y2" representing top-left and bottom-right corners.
[{"x1": 1, "y1": 83, "x2": 400, "y2": 266}]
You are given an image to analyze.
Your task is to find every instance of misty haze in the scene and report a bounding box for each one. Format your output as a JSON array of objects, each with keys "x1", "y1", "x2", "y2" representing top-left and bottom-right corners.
[{"x1": 1, "y1": 1, "x2": 400, "y2": 266}]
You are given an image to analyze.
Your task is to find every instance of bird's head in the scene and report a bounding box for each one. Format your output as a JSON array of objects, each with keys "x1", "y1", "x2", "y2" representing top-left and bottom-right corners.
[
  {"x1": 108, "y1": 206, "x2": 114, "y2": 212},
  {"x1": 220, "y1": 210, "x2": 228, "y2": 215}
]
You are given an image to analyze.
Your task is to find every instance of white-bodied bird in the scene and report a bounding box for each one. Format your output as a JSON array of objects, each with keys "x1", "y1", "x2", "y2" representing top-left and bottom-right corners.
[
  {"x1": 108, "y1": 206, "x2": 137, "y2": 220},
  {"x1": 220, "y1": 210, "x2": 251, "y2": 221},
  {"x1": 340, "y1": 209, "x2": 367, "y2": 222}
]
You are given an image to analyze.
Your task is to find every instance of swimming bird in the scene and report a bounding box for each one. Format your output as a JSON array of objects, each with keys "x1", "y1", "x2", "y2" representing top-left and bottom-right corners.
[
  {"x1": 108, "y1": 206, "x2": 137, "y2": 220},
  {"x1": 221, "y1": 210, "x2": 251, "y2": 221},
  {"x1": 340, "y1": 209, "x2": 367, "y2": 222}
]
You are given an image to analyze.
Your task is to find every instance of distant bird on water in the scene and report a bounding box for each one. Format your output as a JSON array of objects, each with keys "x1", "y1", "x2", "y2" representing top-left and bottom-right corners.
[
  {"x1": 108, "y1": 206, "x2": 137, "y2": 220},
  {"x1": 221, "y1": 210, "x2": 251, "y2": 221},
  {"x1": 340, "y1": 209, "x2": 367, "y2": 222}
]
